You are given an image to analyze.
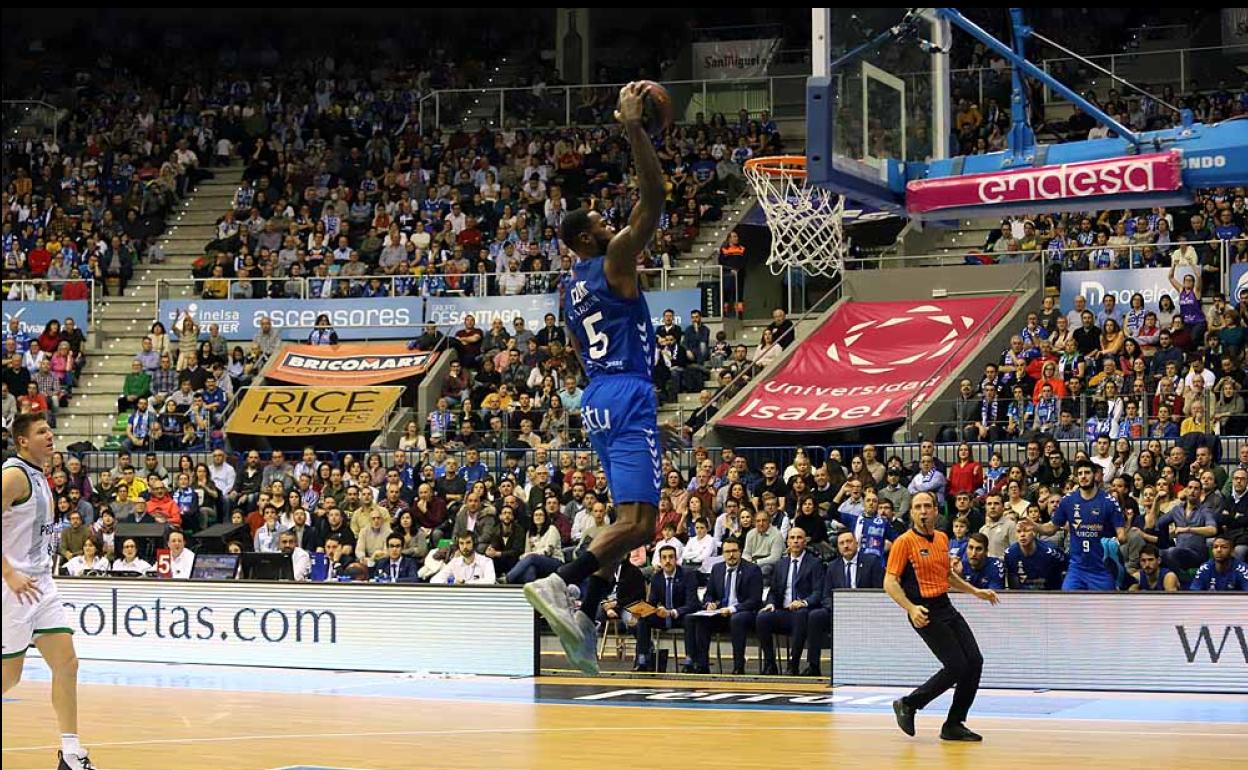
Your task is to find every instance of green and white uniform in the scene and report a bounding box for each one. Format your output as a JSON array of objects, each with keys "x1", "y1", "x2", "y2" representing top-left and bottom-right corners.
[{"x1": 2, "y1": 455, "x2": 71, "y2": 658}]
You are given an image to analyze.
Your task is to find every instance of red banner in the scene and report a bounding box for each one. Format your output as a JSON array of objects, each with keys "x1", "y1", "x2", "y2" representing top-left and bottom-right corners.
[
  {"x1": 906, "y1": 151, "x2": 1183, "y2": 216},
  {"x1": 717, "y1": 297, "x2": 1018, "y2": 432}
]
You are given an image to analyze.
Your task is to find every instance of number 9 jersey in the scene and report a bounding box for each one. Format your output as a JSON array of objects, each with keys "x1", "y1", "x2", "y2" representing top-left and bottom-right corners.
[{"x1": 565, "y1": 256, "x2": 655, "y2": 380}]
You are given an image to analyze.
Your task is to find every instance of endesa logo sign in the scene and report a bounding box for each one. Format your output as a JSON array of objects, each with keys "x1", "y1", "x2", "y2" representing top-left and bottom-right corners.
[
  {"x1": 906, "y1": 151, "x2": 1184, "y2": 216},
  {"x1": 265, "y1": 342, "x2": 436, "y2": 386}
]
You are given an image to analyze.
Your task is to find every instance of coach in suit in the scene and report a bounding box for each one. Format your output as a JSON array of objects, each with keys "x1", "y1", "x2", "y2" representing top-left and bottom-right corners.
[
  {"x1": 635, "y1": 544, "x2": 700, "y2": 672},
  {"x1": 806, "y1": 531, "x2": 885, "y2": 676},
  {"x1": 756, "y1": 528, "x2": 824, "y2": 675},
  {"x1": 369, "y1": 535, "x2": 420, "y2": 583},
  {"x1": 689, "y1": 538, "x2": 763, "y2": 674}
]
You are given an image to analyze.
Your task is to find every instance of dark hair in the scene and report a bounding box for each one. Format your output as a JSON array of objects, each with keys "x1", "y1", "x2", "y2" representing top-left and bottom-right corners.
[
  {"x1": 658, "y1": 544, "x2": 678, "y2": 559},
  {"x1": 1074, "y1": 459, "x2": 1097, "y2": 473},
  {"x1": 1140, "y1": 543, "x2": 1160, "y2": 559},
  {"x1": 967, "y1": 532, "x2": 990, "y2": 548},
  {"x1": 559, "y1": 208, "x2": 594, "y2": 247},
  {"x1": 387, "y1": 535, "x2": 404, "y2": 547}
]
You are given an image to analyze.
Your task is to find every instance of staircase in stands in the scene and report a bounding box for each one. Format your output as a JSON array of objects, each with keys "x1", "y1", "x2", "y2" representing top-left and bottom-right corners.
[{"x1": 55, "y1": 163, "x2": 246, "y2": 450}]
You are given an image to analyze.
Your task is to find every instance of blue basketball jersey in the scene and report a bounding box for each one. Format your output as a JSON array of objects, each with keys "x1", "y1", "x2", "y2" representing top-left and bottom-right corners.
[
  {"x1": 1052, "y1": 489, "x2": 1124, "y2": 574},
  {"x1": 565, "y1": 256, "x2": 654, "y2": 381}
]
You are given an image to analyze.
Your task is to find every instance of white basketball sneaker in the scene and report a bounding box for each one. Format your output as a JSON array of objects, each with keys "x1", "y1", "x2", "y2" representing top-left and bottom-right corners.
[{"x1": 523, "y1": 572, "x2": 599, "y2": 675}]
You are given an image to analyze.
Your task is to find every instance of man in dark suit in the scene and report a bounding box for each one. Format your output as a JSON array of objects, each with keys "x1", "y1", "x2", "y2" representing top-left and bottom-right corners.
[
  {"x1": 635, "y1": 545, "x2": 699, "y2": 672},
  {"x1": 369, "y1": 536, "x2": 420, "y2": 583},
  {"x1": 756, "y1": 528, "x2": 824, "y2": 675},
  {"x1": 828, "y1": 530, "x2": 884, "y2": 590},
  {"x1": 689, "y1": 538, "x2": 762, "y2": 674},
  {"x1": 807, "y1": 531, "x2": 884, "y2": 675}
]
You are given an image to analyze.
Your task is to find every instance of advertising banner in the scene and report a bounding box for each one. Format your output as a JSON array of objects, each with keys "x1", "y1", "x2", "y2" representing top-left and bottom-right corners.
[
  {"x1": 424, "y1": 293, "x2": 558, "y2": 332},
  {"x1": 833, "y1": 591, "x2": 1247, "y2": 693},
  {"x1": 264, "y1": 343, "x2": 436, "y2": 386},
  {"x1": 692, "y1": 38, "x2": 781, "y2": 79},
  {"x1": 3, "y1": 300, "x2": 90, "y2": 336},
  {"x1": 717, "y1": 297, "x2": 1018, "y2": 432},
  {"x1": 1231, "y1": 262, "x2": 1248, "y2": 307},
  {"x1": 1059, "y1": 265, "x2": 1198, "y2": 313},
  {"x1": 47, "y1": 578, "x2": 536, "y2": 676},
  {"x1": 646, "y1": 289, "x2": 703, "y2": 328},
  {"x1": 225, "y1": 386, "x2": 402, "y2": 436},
  {"x1": 907, "y1": 151, "x2": 1184, "y2": 218},
  {"x1": 158, "y1": 298, "x2": 424, "y2": 341}
]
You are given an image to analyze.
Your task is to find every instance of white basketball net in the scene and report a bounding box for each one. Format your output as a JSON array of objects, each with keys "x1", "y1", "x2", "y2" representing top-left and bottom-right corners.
[{"x1": 744, "y1": 158, "x2": 847, "y2": 278}]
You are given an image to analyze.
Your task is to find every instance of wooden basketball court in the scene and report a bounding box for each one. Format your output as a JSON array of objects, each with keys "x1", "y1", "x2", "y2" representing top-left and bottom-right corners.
[{"x1": 3, "y1": 661, "x2": 1245, "y2": 770}]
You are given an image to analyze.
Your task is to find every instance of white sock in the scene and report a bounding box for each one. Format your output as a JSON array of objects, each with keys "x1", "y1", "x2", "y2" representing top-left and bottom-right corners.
[{"x1": 61, "y1": 734, "x2": 82, "y2": 757}]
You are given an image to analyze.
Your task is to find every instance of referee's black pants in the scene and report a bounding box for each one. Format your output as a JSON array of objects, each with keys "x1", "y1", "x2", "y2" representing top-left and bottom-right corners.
[{"x1": 905, "y1": 603, "x2": 983, "y2": 726}]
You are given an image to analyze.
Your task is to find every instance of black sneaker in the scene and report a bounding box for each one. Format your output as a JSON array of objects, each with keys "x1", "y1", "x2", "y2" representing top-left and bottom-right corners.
[
  {"x1": 893, "y1": 699, "x2": 916, "y2": 737},
  {"x1": 940, "y1": 723, "x2": 983, "y2": 742},
  {"x1": 57, "y1": 751, "x2": 97, "y2": 770}
]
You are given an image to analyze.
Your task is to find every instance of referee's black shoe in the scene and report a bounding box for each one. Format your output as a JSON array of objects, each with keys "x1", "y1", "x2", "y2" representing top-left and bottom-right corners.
[
  {"x1": 940, "y1": 723, "x2": 983, "y2": 742},
  {"x1": 892, "y1": 699, "x2": 916, "y2": 737}
]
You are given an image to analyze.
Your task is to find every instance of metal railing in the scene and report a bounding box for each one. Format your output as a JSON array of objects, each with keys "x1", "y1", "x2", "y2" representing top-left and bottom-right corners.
[
  {"x1": 56, "y1": 436, "x2": 1248, "y2": 486},
  {"x1": 1, "y1": 99, "x2": 61, "y2": 143},
  {"x1": 917, "y1": 388, "x2": 1234, "y2": 445},
  {"x1": 418, "y1": 76, "x2": 804, "y2": 132},
  {"x1": 901, "y1": 270, "x2": 1034, "y2": 441},
  {"x1": 2, "y1": 278, "x2": 100, "y2": 340},
  {"x1": 154, "y1": 265, "x2": 722, "y2": 306},
  {"x1": 779, "y1": 43, "x2": 1247, "y2": 111}
]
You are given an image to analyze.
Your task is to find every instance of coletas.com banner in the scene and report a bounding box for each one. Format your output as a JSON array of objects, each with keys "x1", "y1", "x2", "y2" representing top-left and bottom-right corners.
[{"x1": 43, "y1": 579, "x2": 535, "y2": 676}]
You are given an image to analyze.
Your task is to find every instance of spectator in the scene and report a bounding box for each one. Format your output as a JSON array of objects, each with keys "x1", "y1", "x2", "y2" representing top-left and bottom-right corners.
[{"x1": 433, "y1": 532, "x2": 496, "y2": 584}]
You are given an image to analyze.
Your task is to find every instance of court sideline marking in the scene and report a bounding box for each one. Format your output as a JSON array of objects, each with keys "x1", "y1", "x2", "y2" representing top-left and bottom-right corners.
[{"x1": 5, "y1": 722, "x2": 1248, "y2": 754}]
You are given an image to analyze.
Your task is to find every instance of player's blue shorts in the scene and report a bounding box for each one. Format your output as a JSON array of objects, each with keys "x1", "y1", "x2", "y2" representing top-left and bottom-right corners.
[
  {"x1": 1061, "y1": 567, "x2": 1115, "y2": 591},
  {"x1": 581, "y1": 375, "x2": 660, "y2": 507}
]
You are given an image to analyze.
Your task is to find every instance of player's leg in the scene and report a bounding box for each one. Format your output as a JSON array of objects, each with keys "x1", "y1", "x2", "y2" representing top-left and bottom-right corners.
[
  {"x1": 942, "y1": 610, "x2": 985, "y2": 735},
  {"x1": 558, "y1": 379, "x2": 660, "y2": 615},
  {"x1": 2, "y1": 584, "x2": 35, "y2": 693},
  {"x1": 1061, "y1": 568, "x2": 1089, "y2": 591},
  {"x1": 904, "y1": 615, "x2": 969, "y2": 713},
  {"x1": 2, "y1": 654, "x2": 25, "y2": 693},
  {"x1": 34, "y1": 630, "x2": 93, "y2": 769}
]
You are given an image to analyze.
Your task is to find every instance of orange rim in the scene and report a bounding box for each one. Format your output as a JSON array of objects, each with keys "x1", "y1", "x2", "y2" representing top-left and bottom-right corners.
[{"x1": 743, "y1": 155, "x2": 807, "y2": 177}]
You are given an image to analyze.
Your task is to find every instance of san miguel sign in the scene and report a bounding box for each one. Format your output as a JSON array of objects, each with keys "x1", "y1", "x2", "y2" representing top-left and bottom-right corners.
[
  {"x1": 264, "y1": 343, "x2": 436, "y2": 386},
  {"x1": 718, "y1": 298, "x2": 1017, "y2": 432},
  {"x1": 906, "y1": 151, "x2": 1184, "y2": 217}
]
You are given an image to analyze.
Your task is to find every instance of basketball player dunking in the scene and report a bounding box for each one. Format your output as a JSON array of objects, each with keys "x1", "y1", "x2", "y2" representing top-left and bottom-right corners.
[
  {"x1": 2, "y1": 412, "x2": 96, "y2": 769},
  {"x1": 523, "y1": 82, "x2": 667, "y2": 674}
]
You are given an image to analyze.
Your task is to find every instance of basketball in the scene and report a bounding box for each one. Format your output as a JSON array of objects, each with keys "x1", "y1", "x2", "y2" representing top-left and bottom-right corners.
[{"x1": 637, "y1": 79, "x2": 673, "y2": 134}]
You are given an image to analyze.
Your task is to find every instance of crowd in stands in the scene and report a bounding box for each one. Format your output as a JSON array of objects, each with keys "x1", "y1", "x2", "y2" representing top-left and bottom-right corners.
[
  {"x1": 7, "y1": 427, "x2": 1246, "y2": 674},
  {"x1": 939, "y1": 283, "x2": 1247, "y2": 444},
  {"x1": 968, "y1": 188, "x2": 1247, "y2": 278}
]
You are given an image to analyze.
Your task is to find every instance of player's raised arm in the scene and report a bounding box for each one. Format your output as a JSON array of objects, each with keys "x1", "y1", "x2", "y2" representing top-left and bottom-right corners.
[{"x1": 605, "y1": 82, "x2": 665, "y2": 298}]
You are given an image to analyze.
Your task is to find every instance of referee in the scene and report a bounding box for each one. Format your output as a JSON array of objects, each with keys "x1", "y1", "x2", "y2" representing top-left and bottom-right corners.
[{"x1": 885, "y1": 491, "x2": 999, "y2": 742}]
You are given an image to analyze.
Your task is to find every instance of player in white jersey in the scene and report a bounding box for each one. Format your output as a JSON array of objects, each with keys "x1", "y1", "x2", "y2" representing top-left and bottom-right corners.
[{"x1": 3, "y1": 412, "x2": 95, "y2": 770}]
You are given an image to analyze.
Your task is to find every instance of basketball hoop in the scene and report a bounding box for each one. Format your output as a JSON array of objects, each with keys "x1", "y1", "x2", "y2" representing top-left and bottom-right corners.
[{"x1": 744, "y1": 155, "x2": 848, "y2": 277}]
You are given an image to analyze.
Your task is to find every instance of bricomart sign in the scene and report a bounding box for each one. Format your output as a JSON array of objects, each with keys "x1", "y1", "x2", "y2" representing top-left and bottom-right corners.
[
  {"x1": 265, "y1": 343, "x2": 436, "y2": 386},
  {"x1": 225, "y1": 386, "x2": 402, "y2": 436},
  {"x1": 47, "y1": 579, "x2": 536, "y2": 676},
  {"x1": 833, "y1": 592, "x2": 1247, "y2": 693}
]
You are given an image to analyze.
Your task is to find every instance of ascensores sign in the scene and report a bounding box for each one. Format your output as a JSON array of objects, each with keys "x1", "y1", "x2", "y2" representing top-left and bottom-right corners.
[{"x1": 226, "y1": 386, "x2": 402, "y2": 436}]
